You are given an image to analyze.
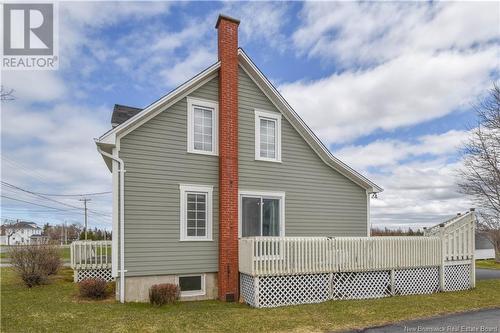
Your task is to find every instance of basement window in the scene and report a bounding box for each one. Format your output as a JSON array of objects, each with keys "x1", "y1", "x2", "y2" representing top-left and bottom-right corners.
[
  {"x1": 187, "y1": 97, "x2": 218, "y2": 156},
  {"x1": 178, "y1": 274, "x2": 205, "y2": 297},
  {"x1": 255, "y1": 109, "x2": 281, "y2": 162}
]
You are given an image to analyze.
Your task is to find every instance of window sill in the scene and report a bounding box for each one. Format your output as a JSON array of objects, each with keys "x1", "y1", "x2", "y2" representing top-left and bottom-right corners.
[
  {"x1": 187, "y1": 150, "x2": 219, "y2": 157},
  {"x1": 254, "y1": 157, "x2": 282, "y2": 163},
  {"x1": 179, "y1": 238, "x2": 214, "y2": 242}
]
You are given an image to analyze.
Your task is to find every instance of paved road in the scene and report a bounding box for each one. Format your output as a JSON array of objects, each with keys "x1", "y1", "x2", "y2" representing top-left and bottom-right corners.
[
  {"x1": 346, "y1": 308, "x2": 500, "y2": 333},
  {"x1": 476, "y1": 268, "x2": 500, "y2": 280}
]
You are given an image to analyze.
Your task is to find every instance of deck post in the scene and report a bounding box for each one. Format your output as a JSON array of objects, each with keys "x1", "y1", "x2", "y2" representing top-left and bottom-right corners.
[
  {"x1": 390, "y1": 269, "x2": 395, "y2": 296},
  {"x1": 439, "y1": 224, "x2": 446, "y2": 291},
  {"x1": 470, "y1": 209, "x2": 476, "y2": 288}
]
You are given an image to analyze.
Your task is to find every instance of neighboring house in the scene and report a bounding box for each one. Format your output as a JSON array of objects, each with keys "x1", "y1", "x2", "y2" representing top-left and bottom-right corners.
[
  {"x1": 1, "y1": 221, "x2": 43, "y2": 245},
  {"x1": 475, "y1": 233, "x2": 495, "y2": 260},
  {"x1": 95, "y1": 15, "x2": 382, "y2": 303}
]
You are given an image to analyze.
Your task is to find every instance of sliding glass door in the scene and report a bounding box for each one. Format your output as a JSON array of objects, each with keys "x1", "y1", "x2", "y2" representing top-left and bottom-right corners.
[{"x1": 241, "y1": 195, "x2": 281, "y2": 237}]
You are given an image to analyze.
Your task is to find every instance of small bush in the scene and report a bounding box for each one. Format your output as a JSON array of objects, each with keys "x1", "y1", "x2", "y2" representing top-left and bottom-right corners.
[
  {"x1": 149, "y1": 283, "x2": 179, "y2": 306},
  {"x1": 78, "y1": 278, "x2": 108, "y2": 299},
  {"x1": 106, "y1": 281, "x2": 116, "y2": 296},
  {"x1": 10, "y1": 245, "x2": 62, "y2": 287},
  {"x1": 42, "y1": 246, "x2": 62, "y2": 275}
]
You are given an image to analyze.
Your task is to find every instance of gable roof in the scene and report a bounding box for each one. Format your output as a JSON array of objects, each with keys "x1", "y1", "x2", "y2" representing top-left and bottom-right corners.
[
  {"x1": 3, "y1": 221, "x2": 41, "y2": 230},
  {"x1": 96, "y1": 50, "x2": 382, "y2": 193},
  {"x1": 111, "y1": 104, "x2": 143, "y2": 128}
]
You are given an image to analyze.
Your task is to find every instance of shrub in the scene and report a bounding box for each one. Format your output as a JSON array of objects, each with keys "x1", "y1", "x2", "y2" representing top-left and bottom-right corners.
[
  {"x1": 9, "y1": 244, "x2": 62, "y2": 287},
  {"x1": 42, "y1": 246, "x2": 62, "y2": 275},
  {"x1": 149, "y1": 283, "x2": 179, "y2": 306},
  {"x1": 78, "y1": 278, "x2": 108, "y2": 299}
]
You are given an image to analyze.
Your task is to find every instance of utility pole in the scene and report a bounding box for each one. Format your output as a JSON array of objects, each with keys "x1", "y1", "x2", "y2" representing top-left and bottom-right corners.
[
  {"x1": 64, "y1": 221, "x2": 68, "y2": 245},
  {"x1": 79, "y1": 198, "x2": 91, "y2": 240}
]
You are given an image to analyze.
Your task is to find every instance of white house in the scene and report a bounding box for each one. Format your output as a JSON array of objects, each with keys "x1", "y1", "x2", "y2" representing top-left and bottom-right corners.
[{"x1": 1, "y1": 221, "x2": 43, "y2": 245}]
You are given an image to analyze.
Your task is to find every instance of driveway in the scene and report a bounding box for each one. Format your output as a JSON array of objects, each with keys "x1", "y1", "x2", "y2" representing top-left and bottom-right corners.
[
  {"x1": 476, "y1": 268, "x2": 500, "y2": 280},
  {"x1": 345, "y1": 308, "x2": 500, "y2": 333}
]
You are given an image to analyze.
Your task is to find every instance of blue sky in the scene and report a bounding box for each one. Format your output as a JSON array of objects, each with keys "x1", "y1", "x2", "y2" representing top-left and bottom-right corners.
[{"x1": 1, "y1": 1, "x2": 499, "y2": 230}]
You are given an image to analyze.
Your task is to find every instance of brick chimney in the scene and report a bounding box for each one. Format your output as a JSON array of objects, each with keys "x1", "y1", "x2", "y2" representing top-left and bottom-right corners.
[{"x1": 216, "y1": 14, "x2": 240, "y2": 302}]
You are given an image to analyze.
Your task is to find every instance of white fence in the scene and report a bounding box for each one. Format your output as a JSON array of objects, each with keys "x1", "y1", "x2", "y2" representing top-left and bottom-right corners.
[
  {"x1": 240, "y1": 211, "x2": 476, "y2": 308},
  {"x1": 239, "y1": 236, "x2": 442, "y2": 277},
  {"x1": 70, "y1": 240, "x2": 113, "y2": 282}
]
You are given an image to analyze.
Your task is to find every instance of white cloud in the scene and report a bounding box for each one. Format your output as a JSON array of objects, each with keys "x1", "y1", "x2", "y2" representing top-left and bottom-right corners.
[
  {"x1": 334, "y1": 130, "x2": 473, "y2": 228},
  {"x1": 369, "y1": 159, "x2": 472, "y2": 228},
  {"x1": 1, "y1": 101, "x2": 112, "y2": 225},
  {"x1": 159, "y1": 49, "x2": 215, "y2": 87},
  {"x1": 336, "y1": 130, "x2": 468, "y2": 170},
  {"x1": 1, "y1": 71, "x2": 66, "y2": 102},
  {"x1": 293, "y1": 2, "x2": 498, "y2": 66},
  {"x1": 280, "y1": 49, "x2": 495, "y2": 144},
  {"x1": 222, "y1": 2, "x2": 289, "y2": 51}
]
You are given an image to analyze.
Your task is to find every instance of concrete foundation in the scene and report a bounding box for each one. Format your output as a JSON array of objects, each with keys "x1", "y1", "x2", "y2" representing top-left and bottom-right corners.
[{"x1": 116, "y1": 273, "x2": 218, "y2": 302}]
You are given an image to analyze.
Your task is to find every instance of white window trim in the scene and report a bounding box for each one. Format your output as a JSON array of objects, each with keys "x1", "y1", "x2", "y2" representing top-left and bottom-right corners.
[
  {"x1": 187, "y1": 97, "x2": 219, "y2": 156},
  {"x1": 254, "y1": 109, "x2": 282, "y2": 163},
  {"x1": 177, "y1": 274, "x2": 206, "y2": 297},
  {"x1": 179, "y1": 184, "x2": 213, "y2": 241},
  {"x1": 238, "y1": 190, "x2": 285, "y2": 238}
]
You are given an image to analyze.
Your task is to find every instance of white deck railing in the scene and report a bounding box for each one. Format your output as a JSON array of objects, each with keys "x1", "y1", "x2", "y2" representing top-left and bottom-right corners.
[
  {"x1": 239, "y1": 236, "x2": 442, "y2": 276},
  {"x1": 240, "y1": 211, "x2": 476, "y2": 277},
  {"x1": 424, "y1": 211, "x2": 475, "y2": 262},
  {"x1": 70, "y1": 240, "x2": 112, "y2": 270}
]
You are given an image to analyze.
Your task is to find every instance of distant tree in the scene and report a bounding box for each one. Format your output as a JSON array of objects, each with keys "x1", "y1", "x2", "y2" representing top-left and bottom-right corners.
[
  {"x1": 458, "y1": 83, "x2": 500, "y2": 262},
  {"x1": 371, "y1": 227, "x2": 423, "y2": 236},
  {"x1": 0, "y1": 86, "x2": 15, "y2": 101}
]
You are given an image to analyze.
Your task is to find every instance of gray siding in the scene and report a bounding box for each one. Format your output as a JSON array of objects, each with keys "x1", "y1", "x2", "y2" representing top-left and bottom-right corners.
[
  {"x1": 238, "y1": 67, "x2": 368, "y2": 236},
  {"x1": 119, "y1": 76, "x2": 219, "y2": 277},
  {"x1": 119, "y1": 68, "x2": 368, "y2": 277}
]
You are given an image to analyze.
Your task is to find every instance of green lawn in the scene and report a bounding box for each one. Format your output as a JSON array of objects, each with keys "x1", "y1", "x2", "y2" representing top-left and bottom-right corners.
[
  {"x1": 476, "y1": 259, "x2": 500, "y2": 270},
  {"x1": 1, "y1": 268, "x2": 500, "y2": 333},
  {"x1": 0, "y1": 246, "x2": 70, "y2": 261}
]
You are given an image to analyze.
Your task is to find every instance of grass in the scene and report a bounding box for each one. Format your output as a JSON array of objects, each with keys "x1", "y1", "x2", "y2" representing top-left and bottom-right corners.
[
  {"x1": 0, "y1": 246, "x2": 70, "y2": 261},
  {"x1": 476, "y1": 259, "x2": 500, "y2": 270},
  {"x1": 1, "y1": 268, "x2": 499, "y2": 333}
]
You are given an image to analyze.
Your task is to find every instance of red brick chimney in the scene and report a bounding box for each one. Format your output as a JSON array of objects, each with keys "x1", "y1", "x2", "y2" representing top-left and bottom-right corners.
[{"x1": 216, "y1": 14, "x2": 240, "y2": 302}]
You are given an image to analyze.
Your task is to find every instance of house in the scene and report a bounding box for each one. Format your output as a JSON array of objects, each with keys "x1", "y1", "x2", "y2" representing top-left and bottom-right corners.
[
  {"x1": 475, "y1": 233, "x2": 495, "y2": 260},
  {"x1": 1, "y1": 221, "x2": 43, "y2": 245},
  {"x1": 95, "y1": 14, "x2": 385, "y2": 303}
]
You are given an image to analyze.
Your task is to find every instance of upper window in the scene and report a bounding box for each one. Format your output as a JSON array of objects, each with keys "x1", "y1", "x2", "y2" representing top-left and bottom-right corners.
[
  {"x1": 255, "y1": 110, "x2": 281, "y2": 162},
  {"x1": 179, "y1": 184, "x2": 213, "y2": 241},
  {"x1": 187, "y1": 97, "x2": 218, "y2": 155}
]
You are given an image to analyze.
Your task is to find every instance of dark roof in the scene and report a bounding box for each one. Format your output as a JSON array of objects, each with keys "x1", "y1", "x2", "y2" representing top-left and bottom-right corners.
[
  {"x1": 111, "y1": 104, "x2": 142, "y2": 127},
  {"x1": 3, "y1": 221, "x2": 41, "y2": 230}
]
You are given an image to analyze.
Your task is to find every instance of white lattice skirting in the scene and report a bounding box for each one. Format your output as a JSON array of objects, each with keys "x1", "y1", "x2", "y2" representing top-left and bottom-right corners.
[
  {"x1": 445, "y1": 264, "x2": 472, "y2": 291},
  {"x1": 74, "y1": 269, "x2": 114, "y2": 282},
  {"x1": 394, "y1": 267, "x2": 440, "y2": 295},
  {"x1": 241, "y1": 265, "x2": 471, "y2": 308}
]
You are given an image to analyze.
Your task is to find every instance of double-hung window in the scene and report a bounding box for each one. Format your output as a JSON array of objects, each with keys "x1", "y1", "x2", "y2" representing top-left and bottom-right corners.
[
  {"x1": 187, "y1": 97, "x2": 218, "y2": 155},
  {"x1": 180, "y1": 184, "x2": 213, "y2": 241},
  {"x1": 239, "y1": 191, "x2": 285, "y2": 238},
  {"x1": 255, "y1": 110, "x2": 281, "y2": 162}
]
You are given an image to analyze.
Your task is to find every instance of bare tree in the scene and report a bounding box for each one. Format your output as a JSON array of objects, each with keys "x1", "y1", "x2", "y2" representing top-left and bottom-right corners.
[
  {"x1": 1, "y1": 86, "x2": 15, "y2": 101},
  {"x1": 458, "y1": 83, "x2": 500, "y2": 262}
]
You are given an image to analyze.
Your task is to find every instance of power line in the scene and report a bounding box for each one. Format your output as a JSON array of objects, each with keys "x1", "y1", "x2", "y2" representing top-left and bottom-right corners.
[
  {"x1": 1, "y1": 195, "x2": 80, "y2": 212},
  {"x1": 1, "y1": 181, "x2": 111, "y2": 217},
  {"x1": 32, "y1": 191, "x2": 112, "y2": 197}
]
